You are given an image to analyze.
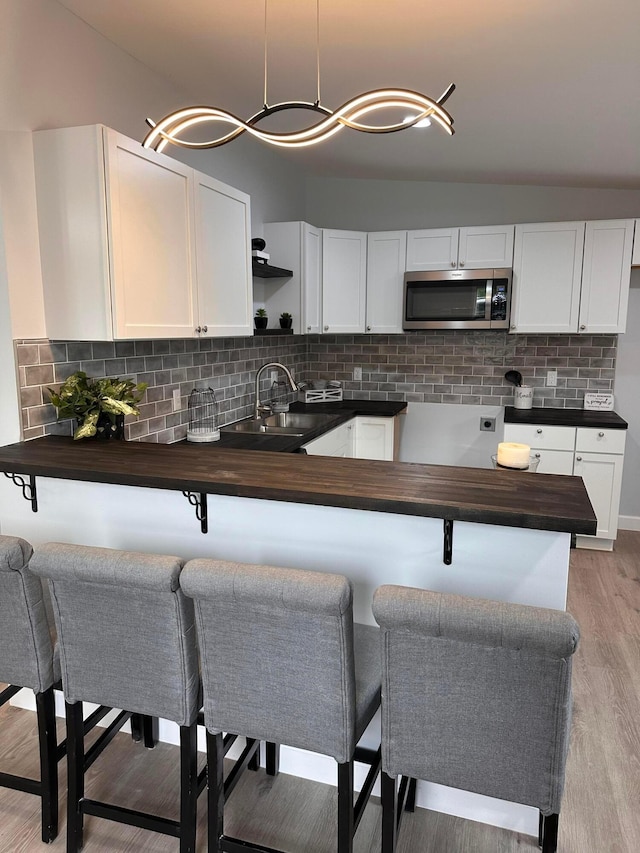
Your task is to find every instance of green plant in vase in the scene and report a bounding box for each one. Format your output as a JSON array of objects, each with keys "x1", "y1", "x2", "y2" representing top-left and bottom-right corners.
[
  {"x1": 254, "y1": 307, "x2": 268, "y2": 329},
  {"x1": 279, "y1": 311, "x2": 293, "y2": 329},
  {"x1": 48, "y1": 371, "x2": 148, "y2": 440}
]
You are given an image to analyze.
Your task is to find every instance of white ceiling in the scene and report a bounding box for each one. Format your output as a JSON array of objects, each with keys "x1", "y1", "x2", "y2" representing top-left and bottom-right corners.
[{"x1": 56, "y1": 0, "x2": 640, "y2": 188}]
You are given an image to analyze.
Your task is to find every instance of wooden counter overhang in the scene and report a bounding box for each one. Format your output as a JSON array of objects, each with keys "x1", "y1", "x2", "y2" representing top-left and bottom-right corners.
[{"x1": 0, "y1": 436, "x2": 597, "y2": 543}]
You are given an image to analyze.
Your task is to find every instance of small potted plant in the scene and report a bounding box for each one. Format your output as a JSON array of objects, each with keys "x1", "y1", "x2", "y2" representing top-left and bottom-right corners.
[
  {"x1": 48, "y1": 371, "x2": 148, "y2": 440},
  {"x1": 254, "y1": 307, "x2": 268, "y2": 330},
  {"x1": 279, "y1": 311, "x2": 293, "y2": 329}
]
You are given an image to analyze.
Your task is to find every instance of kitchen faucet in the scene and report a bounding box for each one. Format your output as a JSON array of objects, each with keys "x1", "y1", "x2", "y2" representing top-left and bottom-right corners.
[{"x1": 254, "y1": 362, "x2": 298, "y2": 420}]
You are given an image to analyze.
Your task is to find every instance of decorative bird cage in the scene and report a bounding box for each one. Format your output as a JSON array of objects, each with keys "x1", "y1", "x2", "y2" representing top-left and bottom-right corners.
[{"x1": 186, "y1": 388, "x2": 220, "y2": 442}]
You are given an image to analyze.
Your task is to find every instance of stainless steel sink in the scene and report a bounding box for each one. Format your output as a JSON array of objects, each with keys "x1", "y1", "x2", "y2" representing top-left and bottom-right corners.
[{"x1": 221, "y1": 411, "x2": 340, "y2": 438}]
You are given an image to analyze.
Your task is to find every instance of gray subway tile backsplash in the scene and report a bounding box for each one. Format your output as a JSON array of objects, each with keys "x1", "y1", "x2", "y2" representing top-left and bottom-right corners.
[{"x1": 15, "y1": 330, "x2": 617, "y2": 443}]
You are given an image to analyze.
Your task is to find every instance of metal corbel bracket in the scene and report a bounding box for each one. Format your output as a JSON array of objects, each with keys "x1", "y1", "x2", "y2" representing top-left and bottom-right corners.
[
  {"x1": 443, "y1": 519, "x2": 453, "y2": 565},
  {"x1": 182, "y1": 491, "x2": 208, "y2": 534},
  {"x1": 3, "y1": 472, "x2": 38, "y2": 512}
]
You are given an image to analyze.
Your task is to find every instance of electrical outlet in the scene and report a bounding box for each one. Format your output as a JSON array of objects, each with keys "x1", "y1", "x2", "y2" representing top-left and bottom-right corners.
[
  {"x1": 353, "y1": 366, "x2": 363, "y2": 381},
  {"x1": 480, "y1": 417, "x2": 496, "y2": 432},
  {"x1": 172, "y1": 389, "x2": 181, "y2": 412},
  {"x1": 546, "y1": 370, "x2": 558, "y2": 387}
]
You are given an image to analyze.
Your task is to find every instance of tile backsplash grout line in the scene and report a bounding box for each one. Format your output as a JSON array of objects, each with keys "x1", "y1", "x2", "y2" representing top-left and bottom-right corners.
[{"x1": 15, "y1": 331, "x2": 617, "y2": 443}]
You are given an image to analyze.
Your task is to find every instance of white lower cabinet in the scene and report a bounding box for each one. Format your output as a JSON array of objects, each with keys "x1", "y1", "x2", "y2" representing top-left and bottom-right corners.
[
  {"x1": 303, "y1": 416, "x2": 396, "y2": 461},
  {"x1": 503, "y1": 423, "x2": 626, "y2": 550},
  {"x1": 302, "y1": 420, "x2": 354, "y2": 458}
]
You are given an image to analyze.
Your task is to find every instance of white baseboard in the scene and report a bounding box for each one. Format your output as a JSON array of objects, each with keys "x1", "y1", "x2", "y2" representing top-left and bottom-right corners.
[{"x1": 618, "y1": 515, "x2": 640, "y2": 531}]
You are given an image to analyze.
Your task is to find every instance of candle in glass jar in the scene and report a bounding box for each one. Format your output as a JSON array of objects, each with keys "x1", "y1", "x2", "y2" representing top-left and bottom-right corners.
[{"x1": 496, "y1": 442, "x2": 530, "y2": 469}]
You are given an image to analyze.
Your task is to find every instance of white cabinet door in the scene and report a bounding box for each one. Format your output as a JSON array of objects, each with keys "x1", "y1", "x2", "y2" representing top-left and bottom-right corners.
[
  {"x1": 366, "y1": 231, "x2": 407, "y2": 334},
  {"x1": 302, "y1": 421, "x2": 353, "y2": 457},
  {"x1": 578, "y1": 220, "x2": 634, "y2": 334},
  {"x1": 322, "y1": 230, "x2": 367, "y2": 333},
  {"x1": 353, "y1": 416, "x2": 395, "y2": 460},
  {"x1": 510, "y1": 222, "x2": 585, "y2": 334},
  {"x1": 104, "y1": 129, "x2": 199, "y2": 339},
  {"x1": 458, "y1": 225, "x2": 514, "y2": 269},
  {"x1": 302, "y1": 225, "x2": 322, "y2": 334},
  {"x1": 574, "y1": 452, "x2": 624, "y2": 540},
  {"x1": 530, "y1": 449, "x2": 575, "y2": 475},
  {"x1": 194, "y1": 172, "x2": 252, "y2": 337},
  {"x1": 262, "y1": 222, "x2": 321, "y2": 334},
  {"x1": 406, "y1": 228, "x2": 458, "y2": 271}
]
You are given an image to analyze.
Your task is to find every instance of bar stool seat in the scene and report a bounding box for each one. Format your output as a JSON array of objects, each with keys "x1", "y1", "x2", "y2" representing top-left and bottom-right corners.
[
  {"x1": 373, "y1": 585, "x2": 580, "y2": 853},
  {"x1": 0, "y1": 533, "x2": 63, "y2": 843},
  {"x1": 181, "y1": 558, "x2": 382, "y2": 853},
  {"x1": 30, "y1": 542, "x2": 204, "y2": 853}
]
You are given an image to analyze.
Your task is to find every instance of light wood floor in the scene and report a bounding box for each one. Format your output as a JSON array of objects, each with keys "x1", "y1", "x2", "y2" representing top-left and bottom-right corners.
[{"x1": 1, "y1": 531, "x2": 638, "y2": 852}]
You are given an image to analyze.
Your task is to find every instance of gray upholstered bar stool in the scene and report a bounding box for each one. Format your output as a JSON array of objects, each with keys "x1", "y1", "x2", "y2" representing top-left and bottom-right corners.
[
  {"x1": 181, "y1": 559, "x2": 382, "y2": 853},
  {"x1": 30, "y1": 542, "x2": 203, "y2": 853},
  {"x1": 372, "y1": 586, "x2": 580, "y2": 853},
  {"x1": 0, "y1": 533, "x2": 63, "y2": 843}
]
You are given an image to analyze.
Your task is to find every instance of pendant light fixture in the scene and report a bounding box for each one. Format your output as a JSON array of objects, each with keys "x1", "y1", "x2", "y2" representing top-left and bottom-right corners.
[{"x1": 143, "y1": 1, "x2": 455, "y2": 153}]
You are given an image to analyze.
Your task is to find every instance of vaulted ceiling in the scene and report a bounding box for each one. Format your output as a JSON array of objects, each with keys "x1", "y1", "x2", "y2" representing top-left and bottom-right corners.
[{"x1": 56, "y1": 0, "x2": 640, "y2": 188}]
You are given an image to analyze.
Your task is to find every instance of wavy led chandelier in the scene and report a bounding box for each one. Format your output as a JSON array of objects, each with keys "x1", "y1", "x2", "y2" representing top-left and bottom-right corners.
[{"x1": 143, "y1": 1, "x2": 455, "y2": 153}]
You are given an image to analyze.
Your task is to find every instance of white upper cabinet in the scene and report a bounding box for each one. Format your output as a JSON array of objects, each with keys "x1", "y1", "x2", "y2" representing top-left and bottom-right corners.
[
  {"x1": 322, "y1": 230, "x2": 367, "y2": 334},
  {"x1": 510, "y1": 222, "x2": 585, "y2": 334},
  {"x1": 262, "y1": 222, "x2": 321, "y2": 334},
  {"x1": 406, "y1": 225, "x2": 514, "y2": 271},
  {"x1": 366, "y1": 231, "x2": 407, "y2": 334},
  {"x1": 193, "y1": 172, "x2": 252, "y2": 337},
  {"x1": 632, "y1": 220, "x2": 640, "y2": 265},
  {"x1": 579, "y1": 220, "x2": 634, "y2": 334},
  {"x1": 34, "y1": 125, "x2": 251, "y2": 340},
  {"x1": 511, "y1": 220, "x2": 633, "y2": 335}
]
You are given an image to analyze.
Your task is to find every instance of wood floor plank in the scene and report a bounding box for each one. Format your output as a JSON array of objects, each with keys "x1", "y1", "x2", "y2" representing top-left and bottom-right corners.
[{"x1": 1, "y1": 530, "x2": 639, "y2": 852}]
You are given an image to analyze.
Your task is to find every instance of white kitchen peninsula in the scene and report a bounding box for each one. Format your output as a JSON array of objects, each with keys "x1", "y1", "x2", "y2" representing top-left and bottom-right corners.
[{"x1": 0, "y1": 437, "x2": 595, "y2": 835}]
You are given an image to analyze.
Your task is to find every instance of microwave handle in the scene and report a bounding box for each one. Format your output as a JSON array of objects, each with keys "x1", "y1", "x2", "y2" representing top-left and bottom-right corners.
[{"x1": 485, "y1": 281, "x2": 492, "y2": 320}]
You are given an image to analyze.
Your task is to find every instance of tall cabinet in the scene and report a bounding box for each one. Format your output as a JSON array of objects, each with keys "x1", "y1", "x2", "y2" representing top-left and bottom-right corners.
[{"x1": 33, "y1": 124, "x2": 252, "y2": 340}]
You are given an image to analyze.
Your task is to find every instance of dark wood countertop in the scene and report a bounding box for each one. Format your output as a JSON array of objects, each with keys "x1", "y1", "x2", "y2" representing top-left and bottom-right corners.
[
  {"x1": 0, "y1": 435, "x2": 596, "y2": 535},
  {"x1": 505, "y1": 406, "x2": 628, "y2": 429}
]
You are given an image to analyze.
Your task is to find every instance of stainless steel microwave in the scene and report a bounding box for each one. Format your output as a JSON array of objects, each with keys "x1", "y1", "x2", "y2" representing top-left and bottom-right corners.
[{"x1": 403, "y1": 268, "x2": 512, "y2": 330}]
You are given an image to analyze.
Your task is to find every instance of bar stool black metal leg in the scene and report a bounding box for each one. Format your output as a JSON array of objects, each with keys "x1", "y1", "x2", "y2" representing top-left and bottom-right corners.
[
  {"x1": 539, "y1": 811, "x2": 544, "y2": 847},
  {"x1": 179, "y1": 722, "x2": 198, "y2": 853},
  {"x1": 381, "y1": 771, "x2": 398, "y2": 853},
  {"x1": 405, "y1": 777, "x2": 417, "y2": 813},
  {"x1": 130, "y1": 713, "x2": 143, "y2": 742},
  {"x1": 207, "y1": 731, "x2": 225, "y2": 853},
  {"x1": 266, "y1": 741, "x2": 280, "y2": 776},
  {"x1": 142, "y1": 715, "x2": 159, "y2": 749},
  {"x1": 65, "y1": 700, "x2": 85, "y2": 853},
  {"x1": 337, "y1": 760, "x2": 354, "y2": 853},
  {"x1": 36, "y1": 687, "x2": 59, "y2": 842},
  {"x1": 541, "y1": 812, "x2": 559, "y2": 853}
]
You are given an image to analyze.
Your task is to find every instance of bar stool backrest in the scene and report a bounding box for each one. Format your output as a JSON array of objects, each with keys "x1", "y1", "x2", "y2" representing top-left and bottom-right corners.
[
  {"x1": 373, "y1": 585, "x2": 580, "y2": 815},
  {"x1": 0, "y1": 534, "x2": 56, "y2": 692},
  {"x1": 182, "y1": 560, "x2": 357, "y2": 763},
  {"x1": 30, "y1": 542, "x2": 199, "y2": 726}
]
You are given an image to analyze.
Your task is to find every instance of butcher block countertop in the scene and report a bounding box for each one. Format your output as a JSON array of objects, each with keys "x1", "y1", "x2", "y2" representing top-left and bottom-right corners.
[{"x1": 0, "y1": 435, "x2": 597, "y2": 535}]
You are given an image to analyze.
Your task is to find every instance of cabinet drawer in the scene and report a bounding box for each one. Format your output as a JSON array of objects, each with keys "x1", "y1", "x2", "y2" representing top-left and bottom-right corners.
[
  {"x1": 576, "y1": 428, "x2": 626, "y2": 455},
  {"x1": 504, "y1": 423, "x2": 576, "y2": 451},
  {"x1": 530, "y1": 449, "x2": 575, "y2": 475}
]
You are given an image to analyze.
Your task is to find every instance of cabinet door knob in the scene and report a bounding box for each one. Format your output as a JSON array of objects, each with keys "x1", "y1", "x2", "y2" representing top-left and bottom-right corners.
[
  {"x1": 536, "y1": 428, "x2": 543, "y2": 434},
  {"x1": 459, "y1": 260, "x2": 465, "y2": 267},
  {"x1": 576, "y1": 455, "x2": 582, "y2": 462},
  {"x1": 366, "y1": 325, "x2": 372, "y2": 332},
  {"x1": 451, "y1": 261, "x2": 456, "y2": 268},
  {"x1": 202, "y1": 325, "x2": 208, "y2": 333},
  {"x1": 510, "y1": 324, "x2": 516, "y2": 330},
  {"x1": 195, "y1": 326, "x2": 201, "y2": 334},
  {"x1": 535, "y1": 453, "x2": 541, "y2": 458},
  {"x1": 324, "y1": 325, "x2": 329, "y2": 331},
  {"x1": 598, "y1": 431, "x2": 604, "y2": 437},
  {"x1": 580, "y1": 324, "x2": 586, "y2": 331},
  {"x1": 307, "y1": 325, "x2": 311, "y2": 332}
]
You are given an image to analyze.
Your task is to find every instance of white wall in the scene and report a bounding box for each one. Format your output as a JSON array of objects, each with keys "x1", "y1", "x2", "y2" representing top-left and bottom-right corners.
[
  {"x1": 304, "y1": 176, "x2": 640, "y2": 231},
  {"x1": 615, "y1": 270, "x2": 640, "y2": 525}
]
